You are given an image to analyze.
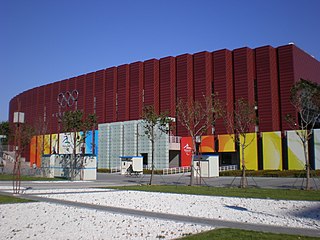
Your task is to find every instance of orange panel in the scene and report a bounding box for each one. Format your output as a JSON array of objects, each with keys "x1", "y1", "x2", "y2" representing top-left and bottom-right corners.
[
  {"x1": 29, "y1": 136, "x2": 37, "y2": 167},
  {"x1": 200, "y1": 135, "x2": 215, "y2": 152}
]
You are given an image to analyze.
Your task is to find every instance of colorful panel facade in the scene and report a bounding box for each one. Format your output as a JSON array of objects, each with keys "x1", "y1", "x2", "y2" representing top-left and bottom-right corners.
[
  {"x1": 240, "y1": 133, "x2": 258, "y2": 170},
  {"x1": 218, "y1": 134, "x2": 235, "y2": 152},
  {"x1": 29, "y1": 136, "x2": 37, "y2": 167},
  {"x1": 36, "y1": 135, "x2": 43, "y2": 167},
  {"x1": 85, "y1": 131, "x2": 93, "y2": 154},
  {"x1": 59, "y1": 132, "x2": 73, "y2": 154},
  {"x1": 199, "y1": 135, "x2": 214, "y2": 153},
  {"x1": 287, "y1": 130, "x2": 306, "y2": 170},
  {"x1": 262, "y1": 131, "x2": 282, "y2": 170},
  {"x1": 43, "y1": 134, "x2": 51, "y2": 155},
  {"x1": 51, "y1": 134, "x2": 59, "y2": 154}
]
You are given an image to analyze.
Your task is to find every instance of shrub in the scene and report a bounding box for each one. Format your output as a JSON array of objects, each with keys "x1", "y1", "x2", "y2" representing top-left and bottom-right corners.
[{"x1": 219, "y1": 170, "x2": 320, "y2": 178}]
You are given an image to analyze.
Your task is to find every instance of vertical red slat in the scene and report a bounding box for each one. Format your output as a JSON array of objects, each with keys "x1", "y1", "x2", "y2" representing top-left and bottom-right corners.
[
  {"x1": 233, "y1": 47, "x2": 255, "y2": 105},
  {"x1": 213, "y1": 49, "x2": 233, "y2": 135},
  {"x1": 76, "y1": 75, "x2": 85, "y2": 112},
  {"x1": 255, "y1": 46, "x2": 280, "y2": 132},
  {"x1": 129, "y1": 62, "x2": 143, "y2": 120},
  {"x1": 117, "y1": 64, "x2": 130, "y2": 121},
  {"x1": 84, "y1": 72, "x2": 95, "y2": 115},
  {"x1": 233, "y1": 47, "x2": 255, "y2": 132},
  {"x1": 94, "y1": 70, "x2": 105, "y2": 124},
  {"x1": 105, "y1": 67, "x2": 117, "y2": 122},
  {"x1": 278, "y1": 45, "x2": 296, "y2": 131},
  {"x1": 159, "y1": 56, "x2": 176, "y2": 117},
  {"x1": 193, "y1": 51, "x2": 213, "y2": 134},
  {"x1": 176, "y1": 54, "x2": 193, "y2": 137},
  {"x1": 144, "y1": 59, "x2": 160, "y2": 113}
]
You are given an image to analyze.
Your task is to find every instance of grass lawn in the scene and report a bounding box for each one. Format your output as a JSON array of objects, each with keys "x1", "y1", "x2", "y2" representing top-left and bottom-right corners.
[
  {"x1": 178, "y1": 228, "x2": 320, "y2": 240},
  {"x1": 0, "y1": 174, "x2": 65, "y2": 181},
  {"x1": 108, "y1": 185, "x2": 320, "y2": 201},
  {"x1": 0, "y1": 194, "x2": 34, "y2": 204}
]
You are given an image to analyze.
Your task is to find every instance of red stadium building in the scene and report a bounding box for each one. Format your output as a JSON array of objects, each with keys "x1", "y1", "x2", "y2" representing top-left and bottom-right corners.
[{"x1": 8, "y1": 44, "x2": 320, "y2": 170}]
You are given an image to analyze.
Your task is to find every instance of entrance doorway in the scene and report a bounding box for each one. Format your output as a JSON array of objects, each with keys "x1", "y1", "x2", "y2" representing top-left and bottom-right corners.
[{"x1": 140, "y1": 153, "x2": 148, "y2": 169}]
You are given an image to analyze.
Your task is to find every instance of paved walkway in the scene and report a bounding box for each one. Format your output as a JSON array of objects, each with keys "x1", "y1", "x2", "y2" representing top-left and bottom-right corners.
[
  {"x1": 1, "y1": 189, "x2": 320, "y2": 237},
  {"x1": 1, "y1": 173, "x2": 319, "y2": 190}
]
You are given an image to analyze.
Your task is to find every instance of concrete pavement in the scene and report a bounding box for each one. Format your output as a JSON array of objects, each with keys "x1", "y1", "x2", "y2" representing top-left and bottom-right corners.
[{"x1": 0, "y1": 172, "x2": 319, "y2": 189}]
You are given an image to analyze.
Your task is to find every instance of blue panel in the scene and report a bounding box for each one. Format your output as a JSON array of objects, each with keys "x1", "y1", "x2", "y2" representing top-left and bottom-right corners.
[
  {"x1": 94, "y1": 130, "x2": 98, "y2": 156},
  {"x1": 85, "y1": 131, "x2": 93, "y2": 154}
]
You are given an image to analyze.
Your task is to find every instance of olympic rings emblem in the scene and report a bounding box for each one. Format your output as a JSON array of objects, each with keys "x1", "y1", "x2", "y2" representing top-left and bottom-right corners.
[{"x1": 57, "y1": 90, "x2": 79, "y2": 108}]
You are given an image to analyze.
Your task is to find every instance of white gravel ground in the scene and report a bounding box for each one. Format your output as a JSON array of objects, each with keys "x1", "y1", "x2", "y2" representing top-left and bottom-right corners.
[{"x1": 0, "y1": 187, "x2": 319, "y2": 240}]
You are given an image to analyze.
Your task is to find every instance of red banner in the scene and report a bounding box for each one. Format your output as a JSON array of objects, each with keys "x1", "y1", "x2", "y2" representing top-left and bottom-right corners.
[{"x1": 180, "y1": 137, "x2": 194, "y2": 166}]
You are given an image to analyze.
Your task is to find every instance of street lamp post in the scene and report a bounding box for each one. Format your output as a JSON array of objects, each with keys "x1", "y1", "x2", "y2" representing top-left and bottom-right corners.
[{"x1": 13, "y1": 111, "x2": 24, "y2": 194}]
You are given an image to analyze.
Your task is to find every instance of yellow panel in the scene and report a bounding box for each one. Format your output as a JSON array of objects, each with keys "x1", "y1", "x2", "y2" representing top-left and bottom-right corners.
[
  {"x1": 43, "y1": 134, "x2": 51, "y2": 155},
  {"x1": 240, "y1": 133, "x2": 258, "y2": 170},
  {"x1": 218, "y1": 134, "x2": 235, "y2": 152},
  {"x1": 287, "y1": 130, "x2": 306, "y2": 170},
  {"x1": 51, "y1": 134, "x2": 58, "y2": 154},
  {"x1": 262, "y1": 132, "x2": 282, "y2": 170}
]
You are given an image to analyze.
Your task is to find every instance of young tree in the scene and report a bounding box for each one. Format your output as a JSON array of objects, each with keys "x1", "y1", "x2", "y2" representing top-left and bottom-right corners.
[
  {"x1": 12, "y1": 122, "x2": 35, "y2": 193},
  {"x1": 221, "y1": 98, "x2": 257, "y2": 188},
  {"x1": 60, "y1": 110, "x2": 97, "y2": 180},
  {"x1": 286, "y1": 79, "x2": 320, "y2": 190},
  {"x1": 141, "y1": 105, "x2": 173, "y2": 185},
  {"x1": 176, "y1": 95, "x2": 221, "y2": 186}
]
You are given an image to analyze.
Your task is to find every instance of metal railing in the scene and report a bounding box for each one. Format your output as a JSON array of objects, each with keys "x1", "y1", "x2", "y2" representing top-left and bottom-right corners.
[
  {"x1": 163, "y1": 166, "x2": 191, "y2": 175},
  {"x1": 162, "y1": 165, "x2": 238, "y2": 175},
  {"x1": 110, "y1": 168, "x2": 121, "y2": 173},
  {"x1": 219, "y1": 165, "x2": 238, "y2": 172},
  {"x1": 169, "y1": 136, "x2": 181, "y2": 143}
]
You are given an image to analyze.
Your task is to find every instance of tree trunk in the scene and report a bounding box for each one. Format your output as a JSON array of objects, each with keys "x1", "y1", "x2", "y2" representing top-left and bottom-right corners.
[
  {"x1": 189, "y1": 138, "x2": 196, "y2": 186},
  {"x1": 149, "y1": 128, "x2": 154, "y2": 185},
  {"x1": 240, "y1": 143, "x2": 247, "y2": 188},
  {"x1": 72, "y1": 131, "x2": 77, "y2": 181},
  {"x1": 303, "y1": 140, "x2": 310, "y2": 190}
]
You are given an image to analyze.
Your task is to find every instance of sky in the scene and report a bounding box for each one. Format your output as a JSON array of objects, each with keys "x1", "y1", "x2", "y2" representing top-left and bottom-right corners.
[{"x1": 1, "y1": 0, "x2": 320, "y2": 122}]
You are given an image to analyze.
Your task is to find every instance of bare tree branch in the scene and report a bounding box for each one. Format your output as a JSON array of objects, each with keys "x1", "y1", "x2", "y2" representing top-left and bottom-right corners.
[{"x1": 287, "y1": 78, "x2": 320, "y2": 190}]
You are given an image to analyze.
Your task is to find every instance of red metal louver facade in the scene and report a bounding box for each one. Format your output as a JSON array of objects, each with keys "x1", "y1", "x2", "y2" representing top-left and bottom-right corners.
[{"x1": 8, "y1": 44, "x2": 320, "y2": 155}]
